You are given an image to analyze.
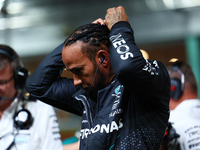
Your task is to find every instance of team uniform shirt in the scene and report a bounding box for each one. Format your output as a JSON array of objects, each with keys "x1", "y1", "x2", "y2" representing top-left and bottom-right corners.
[
  {"x1": 169, "y1": 99, "x2": 200, "y2": 150},
  {"x1": 0, "y1": 98, "x2": 62, "y2": 150},
  {"x1": 26, "y1": 21, "x2": 170, "y2": 149}
]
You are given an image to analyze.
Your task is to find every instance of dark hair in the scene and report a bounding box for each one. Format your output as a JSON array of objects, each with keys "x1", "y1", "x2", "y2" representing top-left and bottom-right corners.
[
  {"x1": 0, "y1": 45, "x2": 21, "y2": 71},
  {"x1": 64, "y1": 23, "x2": 110, "y2": 64}
]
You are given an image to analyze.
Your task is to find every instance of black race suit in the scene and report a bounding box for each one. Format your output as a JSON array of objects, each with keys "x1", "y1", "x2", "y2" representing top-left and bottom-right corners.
[{"x1": 26, "y1": 21, "x2": 170, "y2": 150}]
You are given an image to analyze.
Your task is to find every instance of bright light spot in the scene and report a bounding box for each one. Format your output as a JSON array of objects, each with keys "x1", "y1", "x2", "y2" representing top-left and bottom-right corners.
[
  {"x1": 163, "y1": 0, "x2": 175, "y2": 9},
  {"x1": 140, "y1": 49, "x2": 149, "y2": 59},
  {"x1": 145, "y1": 0, "x2": 158, "y2": 11},
  {"x1": 169, "y1": 58, "x2": 178, "y2": 62},
  {"x1": 25, "y1": 92, "x2": 30, "y2": 97},
  {"x1": 0, "y1": 0, "x2": 5, "y2": 10},
  {"x1": 7, "y1": 2, "x2": 23, "y2": 14}
]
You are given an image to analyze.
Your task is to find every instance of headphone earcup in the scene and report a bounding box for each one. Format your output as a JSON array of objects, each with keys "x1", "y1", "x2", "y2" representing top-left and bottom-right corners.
[
  {"x1": 14, "y1": 66, "x2": 29, "y2": 90},
  {"x1": 13, "y1": 109, "x2": 34, "y2": 129},
  {"x1": 170, "y1": 78, "x2": 183, "y2": 100},
  {"x1": 164, "y1": 122, "x2": 180, "y2": 142}
]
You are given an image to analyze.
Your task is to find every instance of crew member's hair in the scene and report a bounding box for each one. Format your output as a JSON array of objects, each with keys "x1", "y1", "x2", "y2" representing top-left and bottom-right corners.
[
  {"x1": 166, "y1": 61, "x2": 198, "y2": 95},
  {"x1": 64, "y1": 23, "x2": 110, "y2": 64},
  {"x1": 0, "y1": 45, "x2": 21, "y2": 71}
]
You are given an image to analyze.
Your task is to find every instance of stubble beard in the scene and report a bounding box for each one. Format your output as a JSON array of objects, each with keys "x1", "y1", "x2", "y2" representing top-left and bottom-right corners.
[{"x1": 88, "y1": 65, "x2": 107, "y2": 101}]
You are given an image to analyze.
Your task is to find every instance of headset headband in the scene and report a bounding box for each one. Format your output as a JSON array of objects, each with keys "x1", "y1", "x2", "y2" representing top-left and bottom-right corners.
[{"x1": 0, "y1": 48, "x2": 17, "y2": 61}]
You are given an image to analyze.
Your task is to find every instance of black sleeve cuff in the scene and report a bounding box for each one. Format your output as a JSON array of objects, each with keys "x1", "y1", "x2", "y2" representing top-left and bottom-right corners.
[{"x1": 110, "y1": 21, "x2": 133, "y2": 32}]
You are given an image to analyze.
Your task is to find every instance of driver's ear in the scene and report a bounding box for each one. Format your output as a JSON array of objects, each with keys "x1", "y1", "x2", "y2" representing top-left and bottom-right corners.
[{"x1": 97, "y1": 50, "x2": 109, "y2": 66}]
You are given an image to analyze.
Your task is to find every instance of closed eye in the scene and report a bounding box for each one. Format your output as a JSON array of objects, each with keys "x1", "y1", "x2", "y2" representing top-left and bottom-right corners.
[{"x1": 69, "y1": 67, "x2": 83, "y2": 75}]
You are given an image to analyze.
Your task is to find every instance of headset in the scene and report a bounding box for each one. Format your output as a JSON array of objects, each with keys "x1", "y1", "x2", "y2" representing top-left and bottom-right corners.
[
  {"x1": 100, "y1": 57, "x2": 105, "y2": 63},
  {"x1": 13, "y1": 103, "x2": 34, "y2": 130},
  {"x1": 164, "y1": 122, "x2": 180, "y2": 142},
  {"x1": 0, "y1": 48, "x2": 29, "y2": 90},
  {"x1": 162, "y1": 122, "x2": 180, "y2": 150},
  {"x1": 169, "y1": 62, "x2": 185, "y2": 100},
  {"x1": 0, "y1": 47, "x2": 33, "y2": 130}
]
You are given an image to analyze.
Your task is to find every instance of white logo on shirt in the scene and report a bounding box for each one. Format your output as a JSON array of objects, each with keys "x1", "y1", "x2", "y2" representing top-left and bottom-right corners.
[
  {"x1": 80, "y1": 119, "x2": 123, "y2": 139},
  {"x1": 110, "y1": 33, "x2": 134, "y2": 60}
]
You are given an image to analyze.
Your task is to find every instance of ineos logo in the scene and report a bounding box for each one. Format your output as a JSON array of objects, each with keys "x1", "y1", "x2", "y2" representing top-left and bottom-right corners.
[{"x1": 110, "y1": 33, "x2": 134, "y2": 60}]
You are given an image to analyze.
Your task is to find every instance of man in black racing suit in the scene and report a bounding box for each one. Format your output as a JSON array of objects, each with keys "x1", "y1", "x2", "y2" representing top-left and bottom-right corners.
[{"x1": 26, "y1": 6, "x2": 170, "y2": 150}]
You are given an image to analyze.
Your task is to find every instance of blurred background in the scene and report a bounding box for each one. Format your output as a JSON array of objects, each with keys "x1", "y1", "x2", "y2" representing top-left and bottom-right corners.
[{"x1": 1, "y1": 0, "x2": 200, "y2": 140}]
